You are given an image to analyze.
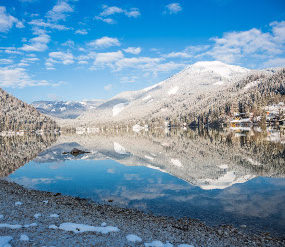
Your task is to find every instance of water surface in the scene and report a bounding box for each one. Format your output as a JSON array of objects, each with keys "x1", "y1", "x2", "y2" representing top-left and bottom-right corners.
[{"x1": 2, "y1": 128, "x2": 285, "y2": 236}]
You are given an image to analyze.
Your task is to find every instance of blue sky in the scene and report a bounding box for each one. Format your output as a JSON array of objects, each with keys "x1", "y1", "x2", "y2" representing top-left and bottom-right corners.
[{"x1": 0, "y1": 0, "x2": 285, "y2": 103}]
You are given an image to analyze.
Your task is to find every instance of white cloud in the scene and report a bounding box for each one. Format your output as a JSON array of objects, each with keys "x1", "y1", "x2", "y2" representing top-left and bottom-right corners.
[
  {"x1": 152, "y1": 61, "x2": 185, "y2": 72},
  {"x1": 185, "y1": 45, "x2": 210, "y2": 55},
  {"x1": 164, "y1": 45, "x2": 210, "y2": 59},
  {"x1": 78, "y1": 60, "x2": 88, "y2": 64},
  {"x1": 120, "y1": 76, "x2": 138, "y2": 83},
  {"x1": 271, "y1": 21, "x2": 285, "y2": 43},
  {"x1": 75, "y1": 29, "x2": 88, "y2": 35},
  {"x1": 95, "y1": 16, "x2": 115, "y2": 24},
  {"x1": 28, "y1": 19, "x2": 69, "y2": 30},
  {"x1": 46, "y1": 51, "x2": 74, "y2": 69},
  {"x1": 263, "y1": 58, "x2": 285, "y2": 68},
  {"x1": 18, "y1": 57, "x2": 39, "y2": 67},
  {"x1": 158, "y1": 20, "x2": 285, "y2": 67},
  {"x1": 125, "y1": 8, "x2": 140, "y2": 18},
  {"x1": 47, "y1": 1, "x2": 74, "y2": 22},
  {"x1": 100, "y1": 5, "x2": 140, "y2": 18},
  {"x1": 204, "y1": 26, "x2": 284, "y2": 63},
  {"x1": 165, "y1": 52, "x2": 191, "y2": 58},
  {"x1": 62, "y1": 40, "x2": 75, "y2": 48},
  {"x1": 94, "y1": 51, "x2": 124, "y2": 65},
  {"x1": 0, "y1": 67, "x2": 54, "y2": 87},
  {"x1": 88, "y1": 50, "x2": 186, "y2": 75},
  {"x1": 115, "y1": 57, "x2": 163, "y2": 71},
  {"x1": 100, "y1": 6, "x2": 124, "y2": 16},
  {"x1": 96, "y1": 5, "x2": 140, "y2": 24},
  {"x1": 20, "y1": 33, "x2": 50, "y2": 52},
  {"x1": 165, "y1": 3, "x2": 182, "y2": 14},
  {"x1": 123, "y1": 47, "x2": 141, "y2": 55},
  {"x1": 104, "y1": 84, "x2": 112, "y2": 91},
  {"x1": 2, "y1": 47, "x2": 22, "y2": 54},
  {"x1": 0, "y1": 58, "x2": 13, "y2": 64},
  {"x1": 88, "y1": 36, "x2": 120, "y2": 48},
  {"x1": 0, "y1": 6, "x2": 24, "y2": 32},
  {"x1": 113, "y1": 56, "x2": 186, "y2": 76}
]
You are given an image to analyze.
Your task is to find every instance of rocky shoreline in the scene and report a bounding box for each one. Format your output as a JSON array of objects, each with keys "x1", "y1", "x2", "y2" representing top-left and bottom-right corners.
[{"x1": 0, "y1": 179, "x2": 284, "y2": 247}]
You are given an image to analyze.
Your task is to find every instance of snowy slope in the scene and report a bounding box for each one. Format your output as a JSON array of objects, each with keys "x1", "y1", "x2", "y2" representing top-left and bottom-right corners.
[
  {"x1": 78, "y1": 61, "x2": 250, "y2": 123},
  {"x1": 32, "y1": 100, "x2": 104, "y2": 119}
]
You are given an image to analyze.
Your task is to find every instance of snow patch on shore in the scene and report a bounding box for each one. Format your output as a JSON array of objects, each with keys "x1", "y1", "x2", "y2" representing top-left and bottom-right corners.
[
  {"x1": 20, "y1": 234, "x2": 29, "y2": 241},
  {"x1": 34, "y1": 213, "x2": 41, "y2": 219},
  {"x1": 178, "y1": 244, "x2": 194, "y2": 247},
  {"x1": 0, "y1": 224, "x2": 21, "y2": 229},
  {"x1": 0, "y1": 223, "x2": 37, "y2": 230},
  {"x1": 126, "y1": 234, "x2": 142, "y2": 242},
  {"x1": 145, "y1": 240, "x2": 173, "y2": 247},
  {"x1": 49, "y1": 223, "x2": 120, "y2": 234},
  {"x1": 0, "y1": 236, "x2": 13, "y2": 247},
  {"x1": 49, "y1": 225, "x2": 58, "y2": 230},
  {"x1": 24, "y1": 223, "x2": 37, "y2": 228},
  {"x1": 49, "y1": 214, "x2": 59, "y2": 218}
]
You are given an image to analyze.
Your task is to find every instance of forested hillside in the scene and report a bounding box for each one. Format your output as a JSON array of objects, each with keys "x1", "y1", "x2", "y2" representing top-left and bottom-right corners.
[
  {"x1": 0, "y1": 88, "x2": 57, "y2": 132},
  {"x1": 148, "y1": 69, "x2": 285, "y2": 127}
]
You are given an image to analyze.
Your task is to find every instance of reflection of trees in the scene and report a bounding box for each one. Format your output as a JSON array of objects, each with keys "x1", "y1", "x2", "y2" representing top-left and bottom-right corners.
[
  {"x1": 1, "y1": 125, "x2": 284, "y2": 186},
  {"x1": 167, "y1": 127, "x2": 285, "y2": 176},
  {"x1": 0, "y1": 134, "x2": 57, "y2": 177},
  {"x1": 38, "y1": 127, "x2": 284, "y2": 190}
]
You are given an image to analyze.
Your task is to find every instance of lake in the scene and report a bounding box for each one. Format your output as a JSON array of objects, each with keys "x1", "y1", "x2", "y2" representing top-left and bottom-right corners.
[{"x1": 1, "y1": 127, "x2": 285, "y2": 236}]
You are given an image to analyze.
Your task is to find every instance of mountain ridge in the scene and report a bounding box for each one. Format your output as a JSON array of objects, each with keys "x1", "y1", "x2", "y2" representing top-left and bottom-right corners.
[
  {"x1": 32, "y1": 100, "x2": 104, "y2": 119},
  {"x1": 29, "y1": 61, "x2": 284, "y2": 128},
  {"x1": 77, "y1": 61, "x2": 251, "y2": 124}
]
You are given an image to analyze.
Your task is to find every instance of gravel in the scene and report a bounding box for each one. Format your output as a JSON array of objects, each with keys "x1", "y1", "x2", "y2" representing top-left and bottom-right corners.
[{"x1": 0, "y1": 179, "x2": 284, "y2": 247}]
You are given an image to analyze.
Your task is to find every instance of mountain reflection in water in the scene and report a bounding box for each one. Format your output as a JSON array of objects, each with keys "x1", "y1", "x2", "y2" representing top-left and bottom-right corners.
[{"x1": 1, "y1": 127, "x2": 285, "y2": 236}]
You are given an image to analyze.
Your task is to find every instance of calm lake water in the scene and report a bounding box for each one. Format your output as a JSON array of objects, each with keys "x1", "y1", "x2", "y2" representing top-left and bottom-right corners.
[{"x1": 2, "y1": 127, "x2": 285, "y2": 236}]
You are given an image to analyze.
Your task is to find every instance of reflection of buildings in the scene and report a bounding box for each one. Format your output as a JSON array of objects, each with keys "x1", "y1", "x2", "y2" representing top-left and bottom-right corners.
[
  {"x1": 266, "y1": 126, "x2": 285, "y2": 144},
  {"x1": 230, "y1": 113, "x2": 252, "y2": 128},
  {"x1": 230, "y1": 113, "x2": 253, "y2": 140}
]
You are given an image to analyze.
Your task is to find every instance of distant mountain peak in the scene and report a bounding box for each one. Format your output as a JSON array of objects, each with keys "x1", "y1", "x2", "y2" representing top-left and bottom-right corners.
[
  {"x1": 186, "y1": 61, "x2": 249, "y2": 78},
  {"x1": 32, "y1": 100, "x2": 104, "y2": 119}
]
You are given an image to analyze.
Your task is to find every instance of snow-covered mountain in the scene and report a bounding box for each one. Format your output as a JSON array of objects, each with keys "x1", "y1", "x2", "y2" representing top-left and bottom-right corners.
[
  {"x1": 32, "y1": 100, "x2": 104, "y2": 119},
  {"x1": 78, "y1": 61, "x2": 250, "y2": 123}
]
